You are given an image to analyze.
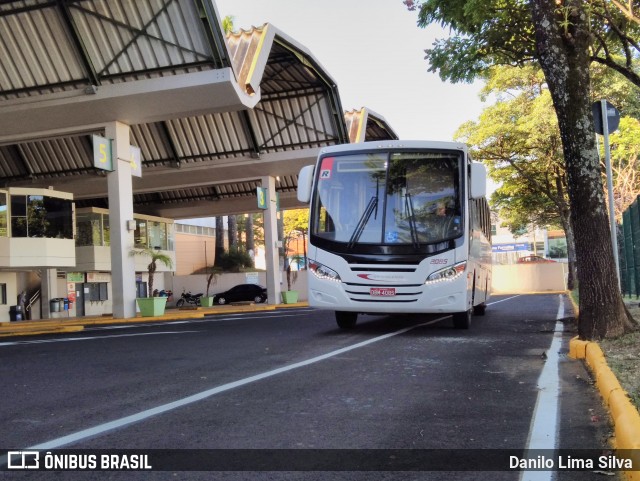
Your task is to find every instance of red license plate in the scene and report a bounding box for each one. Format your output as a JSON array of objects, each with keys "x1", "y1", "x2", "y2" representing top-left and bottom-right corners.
[{"x1": 370, "y1": 287, "x2": 396, "y2": 297}]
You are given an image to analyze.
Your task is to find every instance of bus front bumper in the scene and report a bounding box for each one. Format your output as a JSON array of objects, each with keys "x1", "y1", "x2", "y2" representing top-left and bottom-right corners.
[{"x1": 308, "y1": 275, "x2": 469, "y2": 314}]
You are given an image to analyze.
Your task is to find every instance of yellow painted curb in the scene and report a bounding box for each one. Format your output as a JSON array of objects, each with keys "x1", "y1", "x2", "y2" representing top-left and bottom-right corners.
[
  {"x1": 610, "y1": 389, "x2": 637, "y2": 428},
  {"x1": 585, "y1": 342, "x2": 607, "y2": 369},
  {"x1": 596, "y1": 366, "x2": 624, "y2": 404},
  {"x1": 616, "y1": 410, "x2": 640, "y2": 449},
  {"x1": 0, "y1": 302, "x2": 307, "y2": 338},
  {"x1": 627, "y1": 463, "x2": 640, "y2": 481},
  {"x1": 568, "y1": 337, "x2": 588, "y2": 359},
  {"x1": 569, "y1": 336, "x2": 640, "y2": 479},
  {"x1": 0, "y1": 325, "x2": 84, "y2": 337},
  {"x1": 490, "y1": 290, "x2": 567, "y2": 296},
  {"x1": 275, "y1": 302, "x2": 309, "y2": 309}
]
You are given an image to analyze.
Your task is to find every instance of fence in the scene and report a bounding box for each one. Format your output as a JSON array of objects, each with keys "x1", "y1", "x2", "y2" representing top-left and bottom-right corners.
[{"x1": 620, "y1": 196, "x2": 640, "y2": 297}]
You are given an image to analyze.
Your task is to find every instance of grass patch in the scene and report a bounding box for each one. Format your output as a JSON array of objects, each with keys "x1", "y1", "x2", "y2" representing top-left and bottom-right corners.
[{"x1": 599, "y1": 302, "x2": 640, "y2": 410}]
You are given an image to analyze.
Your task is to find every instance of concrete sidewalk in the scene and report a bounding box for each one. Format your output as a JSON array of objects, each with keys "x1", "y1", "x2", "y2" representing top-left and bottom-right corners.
[{"x1": 0, "y1": 302, "x2": 309, "y2": 338}]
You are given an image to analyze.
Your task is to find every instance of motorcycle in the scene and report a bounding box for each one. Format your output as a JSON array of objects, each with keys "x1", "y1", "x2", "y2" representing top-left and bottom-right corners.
[{"x1": 176, "y1": 291, "x2": 203, "y2": 307}]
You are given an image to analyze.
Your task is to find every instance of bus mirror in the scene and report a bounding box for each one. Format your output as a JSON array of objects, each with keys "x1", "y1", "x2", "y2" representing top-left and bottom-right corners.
[
  {"x1": 470, "y1": 163, "x2": 487, "y2": 199},
  {"x1": 297, "y1": 165, "x2": 315, "y2": 203}
]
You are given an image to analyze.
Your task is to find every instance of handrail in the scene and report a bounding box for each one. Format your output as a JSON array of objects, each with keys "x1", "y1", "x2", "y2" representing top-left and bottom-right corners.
[{"x1": 26, "y1": 290, "x2": 40, "y2": 311}]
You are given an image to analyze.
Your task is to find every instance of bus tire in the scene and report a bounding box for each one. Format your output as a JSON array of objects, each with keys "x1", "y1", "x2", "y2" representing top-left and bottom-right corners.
[
  {"x1": 473, "y1": 303, "x2": 486, "y2": 316},
  {"x1": 452, "y1": 309, "x2": 472, "y2": 329},
  {"x1": 336, "y1": 311, "x2": 358, "y2": 329}
]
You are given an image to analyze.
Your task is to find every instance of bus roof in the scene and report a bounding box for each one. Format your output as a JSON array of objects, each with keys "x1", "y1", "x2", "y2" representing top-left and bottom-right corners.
[{"x1": 318, "y1": 140, "x2": 468, "y2": 156}]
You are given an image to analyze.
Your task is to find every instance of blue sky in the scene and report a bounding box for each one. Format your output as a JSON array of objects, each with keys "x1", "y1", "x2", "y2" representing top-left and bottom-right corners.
[{"x1": 215, "y1": 0, "x2": 486, "y2": 142}]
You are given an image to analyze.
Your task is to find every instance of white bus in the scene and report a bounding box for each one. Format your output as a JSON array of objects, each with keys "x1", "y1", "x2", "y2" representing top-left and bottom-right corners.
[{"x1": 297, "y1": 141, "x2": 492, "y2": 329}]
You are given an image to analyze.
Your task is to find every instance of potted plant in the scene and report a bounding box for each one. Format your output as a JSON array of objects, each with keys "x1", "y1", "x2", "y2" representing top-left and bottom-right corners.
[
  {"x1": 281, "y1": 264, "x2": 299, "y2": 304},
  {"x1": 200, "y1": 269, "x2": 219, "y2": 307},
  {"x1": 131, "y1": 247, "x2": 173, "y2": 316}
]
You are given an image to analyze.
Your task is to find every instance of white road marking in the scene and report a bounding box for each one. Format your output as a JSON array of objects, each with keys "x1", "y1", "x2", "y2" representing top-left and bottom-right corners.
[
  {"x1": 84, "y1": 313, "x2": 306, "y2": 331},
  {"x1": 25, "y1": 316, "x2": 448, "y2": 450},
  {"x1": 487, "y1": 294, "x2": 521, "y2": 306},
  {"x1": 520, "y1": 294, "x2": 565, "y2": 481},
  {"x1": 13, "y1": 294, "x2": 528, "y2": 451},
  {"x1": 0, "y1": 331, "x2": 201, "y2": 347}
]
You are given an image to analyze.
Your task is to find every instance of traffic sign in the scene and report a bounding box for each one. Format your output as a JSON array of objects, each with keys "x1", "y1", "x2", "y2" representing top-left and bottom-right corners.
[
  {"x1": 592, "y1": 100, "x2": 620, "y2": 134},
  {"x1": 93, "y1": 135, "x2": 142, "y2": 177},
  {"x1": 92, "y1": 135, "x2": 113, "y2": 172}
]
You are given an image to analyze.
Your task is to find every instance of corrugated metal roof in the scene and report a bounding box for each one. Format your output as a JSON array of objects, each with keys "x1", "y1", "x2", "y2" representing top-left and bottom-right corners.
[
  {"x1": 345, "y1": 108, "x2": 399, "y2": 143},
  {"x1": 75, "y1": 174, "x2": 298, "y2": 209},
  {"x1": 0, "y1": 0, "x2": 227, "y2": 100},
  {"x1": 0, "y1": 4, "x2": 396, "y2": 215}
]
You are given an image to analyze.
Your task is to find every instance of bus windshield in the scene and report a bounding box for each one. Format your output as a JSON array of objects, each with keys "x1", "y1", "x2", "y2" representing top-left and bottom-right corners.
[{"x1": 312, "y1": 151, "x2": 463, "y2": 247}]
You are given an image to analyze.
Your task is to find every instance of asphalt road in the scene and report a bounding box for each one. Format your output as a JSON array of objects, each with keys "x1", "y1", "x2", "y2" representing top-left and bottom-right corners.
[{"x1": 0, "y1": 294, "x2": 614, "y2": 480}]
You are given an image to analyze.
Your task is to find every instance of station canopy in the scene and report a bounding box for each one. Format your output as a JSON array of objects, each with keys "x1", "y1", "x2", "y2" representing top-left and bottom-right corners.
[{"x1": 0, "y1": 0, "x2": 396, "y2": 218}]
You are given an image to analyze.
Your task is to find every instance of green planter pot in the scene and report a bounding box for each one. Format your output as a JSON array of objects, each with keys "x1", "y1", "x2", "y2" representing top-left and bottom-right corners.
[
  {"x1": 281, "y1": 290, "x2": 299, "y2": 304},
  {"x1": 136, "y1": 297, "x2": 167, "y2": 317},
  {"x1": 200, "y1": 296, "x2": 215, "y2": 307}
]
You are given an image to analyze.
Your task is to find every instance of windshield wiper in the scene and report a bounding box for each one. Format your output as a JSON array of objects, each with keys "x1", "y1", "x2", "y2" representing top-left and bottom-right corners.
[
  {"x1": 404, "y1": 192, "x2": 420, "y2": 250},
  {"x1": 347, "y1": 195, "x2": 378, "y2": 249}
]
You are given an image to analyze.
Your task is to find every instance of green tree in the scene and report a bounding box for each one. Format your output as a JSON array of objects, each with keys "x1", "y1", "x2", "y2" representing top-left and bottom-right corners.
[
  {"x1": 456, "y1": 65, "x2": 578, "y2": 288},
  {"x1": 407, "y1": 1, "x2": 640, "y2": 87},
  {"x1": 222, "y1": 15, "x2": 235, "y2": 34},
  {"x1": 605, "y1": 117, "x2": 640, "y2": 220},
  {"x1": 283, "y1": 208, "x2": 309, "y2": 238},
  {"x1": 531, "y1": 0, "x2": 636, "y2": 339},
  {"x1": 131, "y1": 247, "x2": 173, "y2": 297},
  {"x1": 408, "y1": 0, "x2": 640, "y2": 338},
  {"x1": 283, "y1": 208, "x2": 309, "y2": 271}
]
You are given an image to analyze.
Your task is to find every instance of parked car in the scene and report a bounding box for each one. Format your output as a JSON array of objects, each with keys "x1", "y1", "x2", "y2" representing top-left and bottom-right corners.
[
  {"x1": 213, "y1": 284, "x2": 268, "y2": 305},
  {"x1": 517, "y1": 255, "x2": 556, "y2": 263}
]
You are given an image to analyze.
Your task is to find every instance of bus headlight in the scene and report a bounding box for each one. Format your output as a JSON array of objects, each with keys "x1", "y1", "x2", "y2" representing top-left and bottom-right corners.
[
  {"x1": 425, "y1": 261, "x2": 466, "y2": 284},
  {"x1": 309, "y1": 260, "x2": 341, "y2": 282}
]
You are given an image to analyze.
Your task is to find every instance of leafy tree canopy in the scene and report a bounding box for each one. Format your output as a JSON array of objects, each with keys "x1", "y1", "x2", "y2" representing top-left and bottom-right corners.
[
  {"x1": 283, "y1": 209, "x2": 309, "y2": 239},
  {"x1": 406, "y1": 0, "x2": 640, "y2": 87},
  {"x1": 455, "y1": 65, "x2": 567, "y2": 233}
]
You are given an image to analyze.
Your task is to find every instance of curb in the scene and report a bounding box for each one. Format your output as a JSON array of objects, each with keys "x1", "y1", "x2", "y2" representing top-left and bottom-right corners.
[
  {"x1": 0, "y1": 302, "x2": 309, "y2": 338},
  {"x1": 569, "y1": 336, "x2": 640, "y2": 480},
  {"x1": 567, "y1": 292, "x2": 640, "y2": 479}
]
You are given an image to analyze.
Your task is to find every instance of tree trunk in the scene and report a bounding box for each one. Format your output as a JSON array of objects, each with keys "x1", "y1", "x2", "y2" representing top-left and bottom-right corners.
[
  {"x1": 246, "y1": 214, "x2": 255, "y2": 266},
  {"x1": 214, "y1": 215, "x2": 225, "y2": 268},
  {"x1": 302, "y1": 231, "x2": 307, "y2": 269},
  {"x1": 246, "y1": 215, "x2": 255, "y2": 252},
  {"x1": 228, "y1": 215, "x2": 238, "y2": 250},
  {"x1": 555, "y1": 174, "x2": 577, "y2": 290},
  {"x1": 559, "y1": 206, "x2": 577, "y2": 291},
  {"x1": 530, "y1": 0, "x2": 636, "y2": 339},
  {"x1": 148, "y1": 262, "x2": 156, "y2": 297}
]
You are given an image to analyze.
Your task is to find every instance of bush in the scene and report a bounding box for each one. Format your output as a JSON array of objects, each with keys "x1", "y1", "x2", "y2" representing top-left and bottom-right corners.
[{"x1": 216, "y1": 248, "x2": 254, "y2": 272}]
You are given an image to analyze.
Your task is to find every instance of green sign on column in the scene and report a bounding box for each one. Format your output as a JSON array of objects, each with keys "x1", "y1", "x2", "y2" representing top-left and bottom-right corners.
[
  {"x1": 257, "y1": 187, "x2": 267, "y2": 209},
  {"x1": 92, "y1": 135, "x2": 113, "y2": 171}
]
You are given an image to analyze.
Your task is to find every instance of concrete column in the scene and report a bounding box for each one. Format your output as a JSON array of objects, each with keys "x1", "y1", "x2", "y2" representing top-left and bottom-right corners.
[
  {"x1": 106, "y1": 121, "x2": 137, "y2": 319},
  {"x1": 41, "y1": 268, "x2": 57, "y2": 319},
  {"x1": 262, "y1": 176, "x2": 281, "y2": 305}
]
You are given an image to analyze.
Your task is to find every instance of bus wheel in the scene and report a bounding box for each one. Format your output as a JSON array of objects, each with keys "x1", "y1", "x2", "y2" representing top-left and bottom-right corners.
[
  {"x1": 335, "y1": 311, "x2": 358, "y2": 329},
  {"x1": 473, "y1": 303, "x2": 486, "y2": 316},
  {"x1": 452, "y1": 309, "x2": 472, "y2": 329}
]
